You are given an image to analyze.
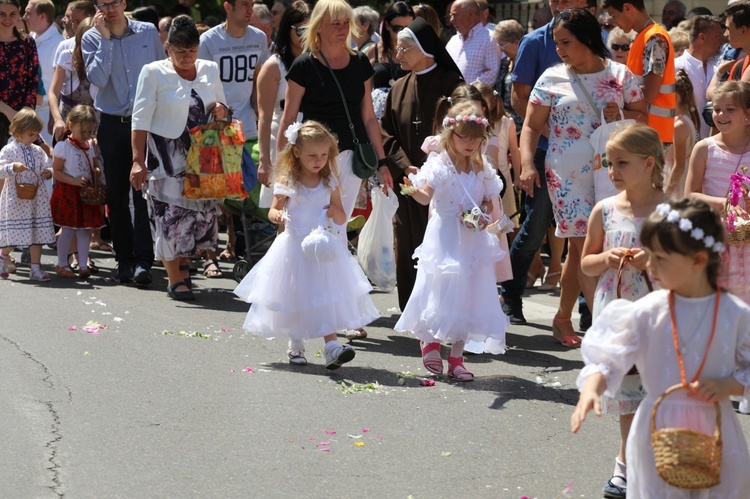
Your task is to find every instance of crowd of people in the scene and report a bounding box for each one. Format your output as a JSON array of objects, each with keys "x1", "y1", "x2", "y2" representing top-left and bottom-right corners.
[{"x1": 2, "y1": 0, "x2": 750, "y2": 497}]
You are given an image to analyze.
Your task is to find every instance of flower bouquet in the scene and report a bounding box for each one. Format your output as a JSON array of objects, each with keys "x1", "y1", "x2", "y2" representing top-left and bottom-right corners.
[
  {"x1": 459, "y1": 205, "x2": 491, "y2": 232},
  {"x1": 725, "y1": 167, "x2": 750, "y2": 244}
]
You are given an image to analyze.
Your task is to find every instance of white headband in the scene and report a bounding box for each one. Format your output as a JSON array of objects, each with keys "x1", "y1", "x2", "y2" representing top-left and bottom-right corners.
[
  {"x1": 655, "y1": 203, "x2": 725, "y2": 254},
  {"x1": 284, "y1": 122, "x2": 302, "y2": 145}
]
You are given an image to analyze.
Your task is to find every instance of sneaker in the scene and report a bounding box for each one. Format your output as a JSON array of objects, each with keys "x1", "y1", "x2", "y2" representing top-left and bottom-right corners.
[
  {"x1": 30, "y1": 268, "x2": 51, "y2": 282},
  {"x1": 501, "y1": 296, "x2": 527, "y2": 325},
  {"x1": 288, "y1": 349, "x2": 308, "y2": 366},
  {"x1": 21, "y1": 247, "x2": 31, "y2": 264},
  {"x1": 325, "y1": 344, "x2": 356, "y2": 370},
  {"x1": 133, "y1": 263, "x2": 153, "y2": 286},
  {"x1": 0, "y1": 257, "x2": 9, "y2": 279}
]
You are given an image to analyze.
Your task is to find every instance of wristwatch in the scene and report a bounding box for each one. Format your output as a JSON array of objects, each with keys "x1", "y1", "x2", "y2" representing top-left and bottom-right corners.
[{"x1": 378, "y1": 158, "x2": 388, "y2": 168}]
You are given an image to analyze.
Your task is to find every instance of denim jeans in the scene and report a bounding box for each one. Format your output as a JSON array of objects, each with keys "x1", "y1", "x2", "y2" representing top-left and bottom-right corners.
[
  {"x1": 98, "y1": 116, "x2": 154, "y2": 268},
  {"x1": 501, "y1": 148, "x2": 554, "y2": 300}
]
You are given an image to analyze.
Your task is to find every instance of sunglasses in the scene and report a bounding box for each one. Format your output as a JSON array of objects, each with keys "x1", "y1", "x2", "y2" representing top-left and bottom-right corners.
[
  {"x1": 391, "y1": 24, "x2": 407, "y2": 33},
  {"x1": 611, "y1": 43, "x2": 630, "y2": 51},
  {"x1": 291, "y1": 25, "x2": 305, "y2": 36}
]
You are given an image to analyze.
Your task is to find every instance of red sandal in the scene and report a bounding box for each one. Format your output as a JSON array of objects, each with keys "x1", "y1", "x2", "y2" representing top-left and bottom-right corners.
[
  {"x1": 552, "y1": 317, "x2": 582, "y2": 348},
  {"x1": 420, "y1": 341, "x2": 443, "y2": 375},
  {"x1": 447, "y1": 355, "x2": 474, "y2": 382}
]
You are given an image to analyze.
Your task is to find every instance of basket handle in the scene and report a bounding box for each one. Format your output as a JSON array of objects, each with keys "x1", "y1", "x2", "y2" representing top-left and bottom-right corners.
[
  {"x1": 650, "y1": 383, "x2": 722, "y2": 444},
  {"x1": 15, "y1": 166, "x2": 39, "y2": 187}
]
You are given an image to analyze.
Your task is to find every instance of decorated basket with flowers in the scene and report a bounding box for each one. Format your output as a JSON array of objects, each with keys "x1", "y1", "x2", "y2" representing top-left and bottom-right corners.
[
  {"x1": 724, "y1": 166, "x2": 750, "y2": 244},
  {"x1": 459, "y1": 205, "x2": 492, "y2": 232}
]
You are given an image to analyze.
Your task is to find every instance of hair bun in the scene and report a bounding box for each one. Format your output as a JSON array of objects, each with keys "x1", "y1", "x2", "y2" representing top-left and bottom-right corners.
[{"x1": 168, "y1": 14, "x2": 199, "y2": 47}]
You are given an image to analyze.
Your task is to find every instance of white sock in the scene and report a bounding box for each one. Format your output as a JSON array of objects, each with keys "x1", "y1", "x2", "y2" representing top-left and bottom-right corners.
[
  {"x1": 288, "y1": 339, "x2": 304, "y2": 352},
  {"x1": 31, "y1": 263, "x2": 40, "y2": 271},
  {"x1": 324, "y1": 340, "x2": 341, "y2": 353},
  {"x1": 611, "y1": 458, "x2": 627, "y2": 487}
]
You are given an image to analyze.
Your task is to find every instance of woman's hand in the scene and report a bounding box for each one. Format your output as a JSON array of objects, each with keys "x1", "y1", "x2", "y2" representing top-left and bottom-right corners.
[
  {"x1": 212, "y1": 103, "x2": 229, "y2": 121},
  {"x1": 378, "y1": 165, "x2": 394, "y2": 191},
  {"x1": 519, "y1": 164, "x2": 539, "y2": 197},
  {"x1": 53, "y1": 119, "x2": 66, "y2": 141},
  {"x1": 40, "y1": 169, "x2": 52, "y2": 180},
  {"x1": 129, "y1": 159, "x2": 147, "y2": 191},
  {"x1": 603, "y1": 102, "x2": 620, "y2": 123},
  {"x1": 257, "y1": 160, "x2": 272, "y2": 188}
]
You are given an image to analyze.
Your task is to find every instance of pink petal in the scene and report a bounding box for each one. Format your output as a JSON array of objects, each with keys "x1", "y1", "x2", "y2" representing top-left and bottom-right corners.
[
  {"x1": 419, "y1": 379, "x2": 436, "y2": 386},
  {"x1": 562, "y1": 481, "x2": 574, "y2": 495},
  {"x1": 319, "y1": 448, "x2": 330, "y2": 452},
  {"x1": 376, "y1": 435, "x2": 383, "y2": 440},
  {"x1": 324, "y1": 430, "x2": 336, "y2": 435},
  {"x1": 243, "y1": 367, "x2": 256, "y2": 373},
  {"x1": 362, "y1": 428, "x2": 370, "y2": 433},
  {"x1": 317, "y1": 441, "x2": 329, "y2": 446},
  {"x1": 67, "y1": 326, "x2": 77, "y2": 331},
  {"x1": 221, "y1": 328, "x2": 231, "y2": 332},
  {"x1": 308, "y1": 436, "x2": 315, "y2": 441},
  {"x1": 83, "y1": 326, "x2": 101, "y2": 335},
  {"x1": 230, "y1": 369, "x2": 235, "y2": 373}
]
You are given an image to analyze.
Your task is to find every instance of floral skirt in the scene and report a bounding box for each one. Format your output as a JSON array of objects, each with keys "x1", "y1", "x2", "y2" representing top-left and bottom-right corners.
[
  {"x1": 50, "y1": 182, "x2": 105, "y2": 229},
  {"x1": 146, "y1": 195, "x2": 218, "y2": 261}
]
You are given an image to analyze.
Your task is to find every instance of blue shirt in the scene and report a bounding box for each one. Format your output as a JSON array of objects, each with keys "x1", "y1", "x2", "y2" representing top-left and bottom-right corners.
[
  {"x1": 81, "y1": 19, "x2": 164, "y2": 116},
  {"x1": 511, "y1": 21, "x2": 560, "y2": 151}
]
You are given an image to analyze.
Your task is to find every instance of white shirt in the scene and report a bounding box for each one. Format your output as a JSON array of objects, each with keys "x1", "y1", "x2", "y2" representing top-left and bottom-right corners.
[
  {"x1": 674, "y1": 50, "x2": 716, "y2": 138},
  {"x1": 132, "y1": 59, "x2": 227, "y2": 139},
  {"x1": 198, "y1": 24, "x2": 270, "y2": 139},
  {"x1": 446, "y1": 22, "x2": 499, "y2": 86},
  {"x1": 32, "y1": 23, "x2": 65, "y2": 143}
]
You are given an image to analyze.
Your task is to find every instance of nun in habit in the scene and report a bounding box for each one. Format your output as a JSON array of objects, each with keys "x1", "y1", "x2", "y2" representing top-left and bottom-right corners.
[{"x1": 381, "y1": 17, "x2": 463, "y2": 310}]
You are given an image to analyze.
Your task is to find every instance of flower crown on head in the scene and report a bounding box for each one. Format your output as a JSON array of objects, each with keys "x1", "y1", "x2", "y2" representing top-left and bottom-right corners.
[
  {"x1": 284, "y1": 121, "x2": 303, "y2": 145},
  {"x1": 442, "y1": 114, "x2": 490, "y2": 129},
  {"x1": 655, "y1": 203, "x2": 725, "y2": 254}
]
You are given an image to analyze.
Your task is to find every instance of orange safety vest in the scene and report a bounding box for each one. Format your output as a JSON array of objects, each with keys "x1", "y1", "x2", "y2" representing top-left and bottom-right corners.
[{"x1": 627, "y1": 22, "x2": 676, "y2": 143}]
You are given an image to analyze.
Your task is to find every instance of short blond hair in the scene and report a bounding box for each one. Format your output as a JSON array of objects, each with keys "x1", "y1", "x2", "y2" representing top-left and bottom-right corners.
[
  {"x1": 605, "y1": 123, "x2": 665, "y2": 191},
  {"x1": 493, "y1": 19, "x2": 524, "y2": 43},
  {"x1": 9, "y1": 108, "x2": 43, "y2": 137},
  {"x1": 668, "y1": 27, "x2": 689, "y2": 54},
  {"x1": 303, "y1": 0, "x2": 357, "y2": 55}
]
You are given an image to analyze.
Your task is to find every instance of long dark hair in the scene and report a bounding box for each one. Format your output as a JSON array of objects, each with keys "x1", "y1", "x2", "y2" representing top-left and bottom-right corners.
[
  {"x1": 276, "y1": 0, "x2": 311, "y2": 71},
  {"x1": 0, "y1": 0, "x2": 24, "y2": 41},
  {"x1": 553, "y1": 8, "x2": 611, "y2": 60},
  {"x1": 73, "y1": 17, "x2": 94, "y2": 83},
  {"x1": 378, "y1": 1, "x2": 415, "y2": 60}
]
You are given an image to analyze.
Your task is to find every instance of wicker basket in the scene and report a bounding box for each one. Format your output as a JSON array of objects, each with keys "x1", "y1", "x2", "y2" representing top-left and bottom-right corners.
[
  {"x1": 14, "y1": 169, "x2": 39, "y2": 200},
  {"x1": 726, "y1": 218, "x2": 750, "y2": 245},
  {"x1": 651, "y1": 384, "x2": 722, "y2": 490}
]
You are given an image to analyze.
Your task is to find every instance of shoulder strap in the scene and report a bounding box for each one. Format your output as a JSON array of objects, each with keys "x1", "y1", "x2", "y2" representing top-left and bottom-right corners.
[
  {"x1": 567, "y1": 66, "x2": 600, "y2": 116},
  {"x1": 318, "y1": 51, "x2": 360, "y2": 145}
]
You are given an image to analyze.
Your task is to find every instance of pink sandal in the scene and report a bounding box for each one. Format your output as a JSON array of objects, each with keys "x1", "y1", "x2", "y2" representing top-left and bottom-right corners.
[
  {"x1": 447, "y1": 355, "x2": 474, "y2": 382},
  {"x1": 420, "y1": 342, "x2": 443, "y2": 375}
]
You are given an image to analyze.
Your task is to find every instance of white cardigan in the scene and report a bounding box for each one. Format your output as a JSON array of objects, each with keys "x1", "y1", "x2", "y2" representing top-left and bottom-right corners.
[{"x1": 132, "y1": 59, "x2": 226, "y2": 139}]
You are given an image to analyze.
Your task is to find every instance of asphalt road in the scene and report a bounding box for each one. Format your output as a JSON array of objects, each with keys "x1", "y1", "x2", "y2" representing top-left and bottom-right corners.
[{"x1": 2, "y1": 247, "x2": 749, "y2": 498}]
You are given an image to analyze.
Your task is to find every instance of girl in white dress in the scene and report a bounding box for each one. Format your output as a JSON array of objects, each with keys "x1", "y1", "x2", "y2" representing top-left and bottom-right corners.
[
  {"x1": 234, "y1": 121, "x2": 379, "y2": 369},
  {"x1": 396, "y1": 101, "x2": 509, "y2": 381},
  {"x1": 580, "y1": 124, "x2": 668, "y2": 497},
  {"x1": 0, "y1": 108, "x2": 55, "y2": 281},
  {"x1": 572, "y1": 198, "x2": 750, "y2": 498}
]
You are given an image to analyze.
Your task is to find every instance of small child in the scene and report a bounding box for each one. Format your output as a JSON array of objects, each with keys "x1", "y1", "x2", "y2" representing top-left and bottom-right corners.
[
  {"x1": 686, "y1": 81, "x2": 750, "y2": 303},
  {"x1": 234, "y1": 121, "x2": 379, "y2": 369},
  {"x1": 396, "y1": 101, "x2": 509, "y2": 381},
  {"x1": 581, "y1": 123, "x2": 668, "y2": 497},
  {"x1": 473, "y1": 82, "x2": 521, "y2": 228},
  {"x1": 49, "y1": 105, "x2": 105, "y2": 279},
  {"x1": 664, "y1": 69, "x2": 699, "y2": 197},
  {"x1": 0, "y1": 108, "x2": 55, "y2": 281},
  {"x1": 573, "y1": 198, "x2": 750, "y2": 497}
]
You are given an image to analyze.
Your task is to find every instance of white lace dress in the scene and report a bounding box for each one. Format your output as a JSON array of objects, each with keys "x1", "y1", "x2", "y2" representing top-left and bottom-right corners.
[
  {"x1": 394, "y1": 151, "x2": 509, "y2": 354},
  {"x1": 234, "y1": 178, "x2": 379, "y2": 340},
  {"x1": 579, "y1": 290, "x2": 750, "y2": 498}
]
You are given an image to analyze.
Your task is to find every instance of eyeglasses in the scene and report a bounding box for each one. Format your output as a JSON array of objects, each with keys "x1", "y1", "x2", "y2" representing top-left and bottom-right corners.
[
  {"x1": 395, "y1": 45, "x2": 413, "y2": 54},
  {"x1": 611, "y1": 42, "x2": 630, "y2": 51},
  {"x1": 291, "y1": 25, "x2": 305, "y2": 36},
  {"x1": 96, "y1": 0, "x2": 122, "y2": 12},
  {"x1": 391, "y1": 24, "x2": 407, "y2": 33},
  {"x1": 497, "y1": 41, "x2": 514, "y2": 51}
]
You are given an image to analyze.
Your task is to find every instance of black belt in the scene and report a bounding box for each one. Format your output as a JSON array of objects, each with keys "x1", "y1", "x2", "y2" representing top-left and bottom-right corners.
[{"x1": 100, "y1": 112, "x2": 132, "y2": 124}]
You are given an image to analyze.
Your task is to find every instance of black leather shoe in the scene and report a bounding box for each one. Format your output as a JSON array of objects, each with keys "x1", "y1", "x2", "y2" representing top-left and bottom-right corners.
[
  {"x1": 133, "y1": 263, "x2": 153, "y2": 286},
  {"x1": 167, "y1": 282, "x2": 195, "y2": 301},
  {"x1": 117, "y1": 263, "x2": 133, "y2": 284},
  {"x1": 502, "y1": 296, "x2": 527, "y2": 325}
]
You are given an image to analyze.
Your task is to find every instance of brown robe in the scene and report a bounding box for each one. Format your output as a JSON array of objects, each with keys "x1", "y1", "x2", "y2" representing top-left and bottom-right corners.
[{"x1": 381, "y1": 66, "x2": 463, "y2": 310}]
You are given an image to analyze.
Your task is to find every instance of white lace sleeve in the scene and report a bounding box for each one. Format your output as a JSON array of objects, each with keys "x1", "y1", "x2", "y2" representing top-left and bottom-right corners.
[
  {"x1": 733, "y1": 304, "x2": 750, "y2": 405},
  {"x1": 273, "y1": 182, "x2": 295, "y2": 197},
  {"x1": 577, "y1": 299, "x2": 643, "y2": 398},
  {"x1": 410, "y1": 152, "x2": 450, "y2": 189},
  {"x1": 482, "y1": 161, "x2": 503, "y2": 199}
]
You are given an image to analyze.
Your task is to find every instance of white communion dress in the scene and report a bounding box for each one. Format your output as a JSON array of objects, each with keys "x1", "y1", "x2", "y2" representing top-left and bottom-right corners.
[
  {"x1": 579, "y1": 290, "x2": 750, "y2": 498},
  {"x1": 234, "y1": 178, "x2": 379, "y2": 340},
  {"x1": 394, "y1": 151, "x2": 509, "y2": 354}
]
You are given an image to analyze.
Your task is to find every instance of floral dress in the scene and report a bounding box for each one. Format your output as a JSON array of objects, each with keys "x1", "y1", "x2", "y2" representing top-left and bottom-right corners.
[
  {"x1": 530, "y1": 61, "x2": 642, "y2": 237},
  {"x1": 0, "y1": 37, "x2": 39, "y2": 144},
  {"x1": 592, "y1": 197, "x2": 653, "y2": 415}
]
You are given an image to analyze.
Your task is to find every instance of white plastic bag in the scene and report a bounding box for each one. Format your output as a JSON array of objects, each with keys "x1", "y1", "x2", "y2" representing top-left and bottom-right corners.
[
  {"x1": 590, "y1": 109, "x2": 635, "y2": 203},
  {"x1": 357, "y1": 187, "x2": 398, "y2": 291}
]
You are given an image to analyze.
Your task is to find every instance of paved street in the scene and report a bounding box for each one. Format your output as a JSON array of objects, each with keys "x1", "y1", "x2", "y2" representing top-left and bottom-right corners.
[{"x1": 2, "y1": 247, "x2": 749, "y2": 498}]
